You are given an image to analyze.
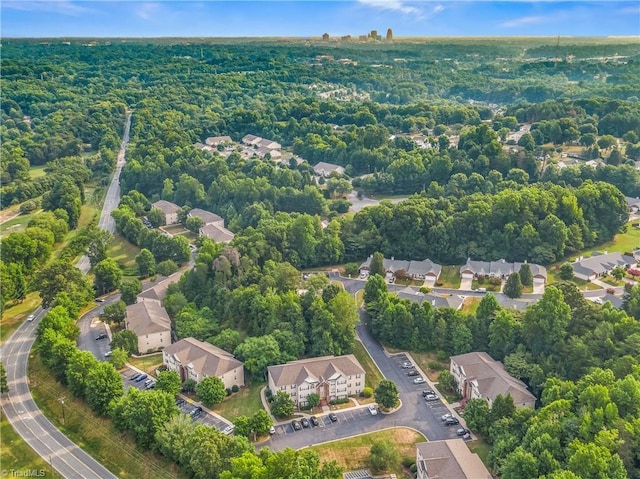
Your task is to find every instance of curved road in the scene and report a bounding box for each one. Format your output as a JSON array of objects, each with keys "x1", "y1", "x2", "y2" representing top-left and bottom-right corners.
[{"x1": 1, "y1": 111, "x2": 131, "y2": 478}]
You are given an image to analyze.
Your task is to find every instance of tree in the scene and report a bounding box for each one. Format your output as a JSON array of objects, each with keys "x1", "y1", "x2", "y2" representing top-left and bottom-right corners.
[
  {"x1": 490, "y1": 393, "x2": 516, "y2": 422},
  {"x1": 369, "y1": 252, "x2": 385, "y2": 277},
  {"x1": 94, "y1": 258, "x2": 122, "y2": 295},
  {"x1": 249, "y1": 410, "x2": 273, "y2": 439},
  {"x1": 611, "y1": 266, "x2": 625, "y2": 281},
  {"x1": 519, "y1": 264, "x2": 533, "y2": 287},
  {"x1": 120, "y1": 279, "x2": 142, "y2": 305},
  {"x1": 522, "y1": 286, "x2": 570, "y2": 357},
  {"x1": 196, "y1": 376, "x2": 226, "y2": 407},
  {"x1": 270, "y1": 391, "x2": 295, "y2": 418},
  {"x1": 99, "y1": 300, "x2": 126, "y2": 324},
  {"x1": 559, "y1": 262, "x2": 574, "y2": 280},
  {"x1": 156, "y1": 370, "x2": 182, "y2": 397},
  {"x1": 504, "y1": 272, "x2": 523, "y2": 298},
  {"x1": 210, "y1": 329, "x2": 242, "y2": 353},
  {"x1": 147, "y1": 207, "x2": 165, "y2": 227},
  {"x1": 438, "y1": 370, "x2": 457, "y2": 393},
  {"x1": 182, "y1": 378, "x2": 197, "y2": 393},
  {"x1": 501, "y1": 447, "x2": 539, "y2": 479},
  {"x1": 0, "y1": 362, "x2": 8, "y2": 393},
  {"x1": 233, "y1": 415, "x2": 252, "y2": 438},
  {"x1": 86, "y1": 228, "x2": 113, "y2": 267},
  {"x1": 33, "y1": 260, "x2": 92, "y2": 308},
  {"x1": 135, "y1": 248, "x2": 156, "y2": 277},
  {"x1": 186, "y1": 216, "x2": 204, "y2": 234},
  {"x1": 156, "y1": 259, "x2": 178, "y2": 276},
  {"x1": 108, "y1": 348, "x2": 128, "y2": 369},
  {"x1": 85, "y1": 362, "x2": 124, "y2": 415},
  {"x1": 110, "y1": 329, "x2": 138, "y2": 355},
  {"x1": 367, "y1": 440, "x2": 400, "y2": 474},
  {"x1": 374, "y1": 380, "x2": 399, "y2": 409},
  {"x1": 66, "y1": 350, "x2": 98, "y2": 398},
  {"x1": 463, "y1": 398, "x2": 490, "y2": 434},
  {"x1": 234, "y1": 335, "x2": 282, "y2": 381},
  {"x1": 306, "y1": 393, "x2": 320, "y2": 409}
]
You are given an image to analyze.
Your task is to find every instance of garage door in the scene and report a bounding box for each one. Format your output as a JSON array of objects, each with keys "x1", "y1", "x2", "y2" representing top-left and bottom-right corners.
[
  {"x1": 461, "y1": 273, "x2": 474, "y2": 279},
  {"x1": 533, "y1": 277, "x2": 545, "y2": 284}
]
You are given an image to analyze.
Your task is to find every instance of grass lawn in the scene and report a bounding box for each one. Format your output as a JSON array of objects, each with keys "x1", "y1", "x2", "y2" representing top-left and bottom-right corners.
[
  {"x1": 163, "y1": 225, "x2": 189, "y2": 235},
  {"x1": 107, "y1": 234, "x2": 141, "y2": 277},
  {"x1": 212, "y1": 382, "x2": 266, "y2": 421},
  {"x1": 0, "y1": 209, "x2": 43, "y2": 237},
  {"x1": 353, "y1": 340, "x2": 384, "y2": 390},
  {"x1": 308, "y1": 428, "x2": 425, "y2": 478},
  {"x1": 129, "y1": 353, "x2": 164, "y2": 375},
  {"x1": 467, "y1": 438, "x2": 493, "y2": 470},
  {"x1": 438, "y1": 266, "x2": 461, "y2": 289},
  {"x1": 29, "y1": 165, "x2": 47, "y2": 179},
  {"x1": 471, "y1": 279, "x2": 501, "y2": 292},
  {"x1": 29, "y1": 355, "x2": 185, "y2": 479},
  {"x1": 579, "y1": 222, "x2": 640, "y2": 256},
  {"x1": 601, "y1": 276, "x2": 625, "y2": 287},
  {"x1": 0, "y1": 292, "x2": 42, "y2": 344},
  {"x1": 406, "y1": 351, "x2": 449, "y2": 383},
  {"x1": 461, "y1": 297, "x2": 482, "y2": 314},
  {"x1": 355, "y1": 290, "x2": 364, "y2": 308},
  {"x1": 1, "y1": 411, "x2": 63, "y2": 478},
  {"x1": 394, "y1": 278, "x2": 424, "y2": 287}
]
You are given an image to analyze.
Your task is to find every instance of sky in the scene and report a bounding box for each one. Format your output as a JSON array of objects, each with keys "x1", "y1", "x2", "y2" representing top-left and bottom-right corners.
[{"x1": 2, "y1": 0, "x2": 640, "y2": 38}]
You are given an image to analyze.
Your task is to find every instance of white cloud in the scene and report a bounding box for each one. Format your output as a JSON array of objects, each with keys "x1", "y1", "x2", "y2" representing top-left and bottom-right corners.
[
  {"x1": 500, "y1": 15, "x2": 545, "y2": 28},
  {"x1": 357, "y1": 0, "x2": 420, "y2": 15},
  {"x1": 2, "y1": 1, "x2": 91, "y2": 16},
  {"x1": 433, "y1": 4, "x2": 445, "y2": 13},
  {"x1": 135, "y1": 2, "x2": 161, "y2": 20}
]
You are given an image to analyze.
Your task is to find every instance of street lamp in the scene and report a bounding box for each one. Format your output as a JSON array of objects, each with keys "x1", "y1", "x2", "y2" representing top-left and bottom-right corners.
[{"x1": 59, "y1": 396, "x2": 66, "y2": 426}]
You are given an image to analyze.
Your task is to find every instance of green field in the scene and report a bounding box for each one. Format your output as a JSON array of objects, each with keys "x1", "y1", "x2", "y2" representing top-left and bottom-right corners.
[
  {"x1": 438, "y1": 266, "x2": 461, "y2": 289},
  {"x1": 129, "y1": 353, "x2": 164, "y2": 375},
  {"x1": 107, "y1": 234, "x2": 141, "y2": 277},
  {"x1": 308, "y1": 428, "x2": 425, "y2": 478},
  {"x1": 352, "y1": 340, "x2": 384, "y2": 389},
  {"x1": 0, "y1": 209, "x2": 42, "y2": 237},
  {"x1": 29, "y1": 165, "x2": 47, "y2": 179},
  {"x1": 211, "y1": 382, "x2": 266, "y2": 421}
]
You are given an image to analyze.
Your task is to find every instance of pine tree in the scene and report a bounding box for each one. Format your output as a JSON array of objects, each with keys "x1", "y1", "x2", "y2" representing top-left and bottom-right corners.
[{"x1": 504, "y1": 272, "x2": 523, "y2": 298}]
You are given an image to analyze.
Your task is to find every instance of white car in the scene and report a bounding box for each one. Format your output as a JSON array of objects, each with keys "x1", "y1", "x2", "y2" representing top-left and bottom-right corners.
[
  {"x1": 222, "y1": 425, "x2": 235, "y2": 435},
  {"x1": 413, "y1": 377, "x2": 426, "y2": 384},
  {"x1": 368, "y1": 404, "x2": 378, "y2": 415},
  {"x1": 27, "y1": 314, "x2": 35, "y2": 322}
]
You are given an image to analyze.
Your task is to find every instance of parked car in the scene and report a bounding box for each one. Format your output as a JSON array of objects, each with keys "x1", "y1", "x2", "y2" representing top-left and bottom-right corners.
[
  {"x1": 368, "y1": 404, "x2": 378, "y2": 415},
  {"x1": 145, "y1": 382, "x2": 156, "y2": 390},
  {"x1": 27, "y1": 314, "x2": 35, "y2": 322},
  {"x1": 144, "y1": 379, "x2": 154, "y2": 387},
  {"x1": 222, "y1": 425, "x2": 235, "y2": 435},
  {"x1": 269, "y1": 426, "x2": 276, "y2": 435},
  {"x1": 95, "y1": 333, "x2": 108, "y2": 340},
  {"x1": 190, "y1": 406, "x2": 203, "y2": 418},
  {"x1": 301, "y1": 418, "x2": 310, "y2": 428},
  {"x1": 407, "y1": 370, "x2": 419, "y2": 377},
  {"x1": 310, "y1": 416, "x2": 319, "y2": 427},
  {"x1": 291, "y1": 420, "x2": 302, "y2": 431},
  {"x1": 422, "y1": 390, "x2": 435, "y2": 397},
  {"x1": 176, "y1": 398, "x2": 185, "y2": 407},
  {"x1": 424, "y1": 393, "x2": 439, "y2": 401},
  {"x1": 413, "y1": 377, "x2": 426, "y2": 384},
  {"x1": 441, "y1": 413, "x2": 453, "y2": 421},
  {"x1": 456, "y1": 428, "x2": 470, "y2": 437},
  {"x1": 95, "y1": 298, "x2": 105, "y2": 303},
  {"x1": 401, "y1": 361, "x2": 413, "y2": 369},
  {"x1": 444, "y1": 417, "x2": 460, "y2": 426},
  {"x1": 328, "y1": 413, "x2": 338, "y2": 422},
  {"x1": 104, "y1": 351, "x2": 112, "y2": 358},
  {"x1": 135, "y1": 374, "x2": 148, "y2": 382},
  {"x1": 130, "y1": 373, "x2": 141, "y2": 381}
]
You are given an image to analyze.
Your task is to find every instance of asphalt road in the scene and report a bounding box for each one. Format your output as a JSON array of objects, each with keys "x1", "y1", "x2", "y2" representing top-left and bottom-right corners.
[
  {"x1": 1, "y1": 308, "x2": 119, "y2": 479},
  {"x1": 77, "y1": 294, "x2": 121, "y2": 361},
  {"x1": 1, "y1": 112, "x2": 132, "y2": 479}
]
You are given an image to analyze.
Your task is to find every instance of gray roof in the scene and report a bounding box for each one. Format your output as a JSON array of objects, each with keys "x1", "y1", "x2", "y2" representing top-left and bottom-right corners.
[
  {"x1": 126, "y1": 301, "x2": 171, "y2": 336},
  {"x1": 572, "y1": 252, "x2": 635, "y2": 277},
  {"x1": 268, "y1": 355, "x2": 365, "y2": 388},
  {"x1": 461, "y1": 258, "x2": 546, "y2": 279},
  {"x1": 360, "y1": 256, "x2": 441, "y2": 277},
  {"x1": 137, "y1": 269, "x2": 187, "y2": 303},
  {"x1": 205, "y1": 136, "x2": 232, "y2": 146},
  {"x1": 151, "y1": 200, "x2": 181, "y2": 215},
  {"x1": 189, "y1": 208, "x2": 223, "y2": 226},
  {"x1": 200, "y1": 224, "x2": 234, "y2": 243},
  {"x1": 242, "y1": 134, "x2": 261, "y2": 144},
  {"x1": 163, "y1": 338, "x2": 243, "y2": 377},
  {"x1": 416, "y1": 440, "x2": 491, "y2": 479},
  {"x1": 396, "y1": 287, "x2": 463, "y2": 310},
  {"x1": 602, "y1": 294, "x2": 624, "y2": 309},
  {"x1": 450, "y1": 352, "x2": 536, "y2": 406},
  {"x1": 313, "y1": 161, "x2": 345, "y2": 176},
  {"x1": 257, "y1": 138, "x2": 281, "y2": 149}
]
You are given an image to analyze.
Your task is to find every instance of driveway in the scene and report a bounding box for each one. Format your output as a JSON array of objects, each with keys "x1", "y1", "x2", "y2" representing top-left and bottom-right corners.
[
  {"x1": 459, "y1": 277, "x2": 473, "y2": 291},
  {"x1": 77, "y1": 294, "x2": 120, "y2": 361}
]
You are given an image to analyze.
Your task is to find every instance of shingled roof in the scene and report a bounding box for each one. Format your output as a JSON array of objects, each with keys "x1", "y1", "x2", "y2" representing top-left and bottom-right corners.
[
  {"x1": 416, "y1": 440, "x2": 491, "y2": 479},
  {"x1": 268, "y1": 355, "x2": 365, "y2": 388},
  {"x1": 163, "y1": 338, "x2": 243, "y2": 377},
  {"x1": 126, "y1": 301, "x2": 171, "y2": 336}
]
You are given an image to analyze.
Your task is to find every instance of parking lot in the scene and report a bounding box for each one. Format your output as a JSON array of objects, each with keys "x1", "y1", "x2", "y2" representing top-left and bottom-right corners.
[
  {"x1": 273, "y1": 407, "x2": 379, "y2": 436},
  {"x1": 119, "y1": 367, "x2": 232, "y2": 433}
]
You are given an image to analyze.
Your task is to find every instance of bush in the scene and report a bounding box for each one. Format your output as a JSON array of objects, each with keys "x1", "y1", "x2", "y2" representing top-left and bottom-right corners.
[
  {"x1": 300, "y1": 405, "x2": 312, "y2": 411},
  {"x1": 360, "y1": 387, "x2": 374, "y2": 398},
  {"x1": 488, "y1": 277, "x2": 502, "y2": 286},
  {"x1": 329, "y1": 398, "x2": 350, "y2": 405},
  {"x1": 402, "y1": 457, "x2": 415, "y2": 467},
  {"x1": 428, "y1": 361, "x2": 443, "y2": 371},
  {"x1": 344, "y1": 262, "x2": 360, "y2": 277},
  {"x1": 231, "y1": 384, "x2": 239, "y2": 393},
  {"x1": 410, "y1": 464, "x2": 417, "y2": 473},
  {"x1": 435, "y1": 281, "x2": 443, "y2": 287},
  {"x1": 436, "y1": 350, "x2": 449, "y2": 361},
  {"x1": 265, "y1": 388, "x2": 273, "y2": 400},
  {"x1": 182, "y1": 378, "x2": 196, "y2": 393},
  {"x1": 226, "y1": 388, "x2": 232, "y2": 396}
]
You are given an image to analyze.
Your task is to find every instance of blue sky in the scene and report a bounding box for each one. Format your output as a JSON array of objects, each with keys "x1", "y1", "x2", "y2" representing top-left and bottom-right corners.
[{"x1": 2, "y1": 1, "x2": 639, "y2": 38}]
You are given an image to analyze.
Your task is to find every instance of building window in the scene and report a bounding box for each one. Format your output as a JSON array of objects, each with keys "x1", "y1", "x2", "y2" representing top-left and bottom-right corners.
[{"x1": 355, "y1": 382, "x2": 361, "y2": 387}]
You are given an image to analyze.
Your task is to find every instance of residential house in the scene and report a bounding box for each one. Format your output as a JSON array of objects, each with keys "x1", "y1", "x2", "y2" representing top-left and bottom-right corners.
[
  {"x1": 396, "y1": 287, "x2": 464, "y2": 310},
  {"x1": 205, "y1": 136, "x2": 232, "y2": 147},
  {"x1": 188, "y1": 208, "x2": 235, "y2": 244},
  {"x1": 459, "y1": 259, "x2": 547, "y2": 285},
  {"x1": 626, "y1": 196, "x2": 640, "y2": 213},
  {"x1": 416, "y1": 440, "x2": 491, "y2": 479},
  {"x1": 313, "y1": 161, "x2": 345, "y2": 177},
  {"x1": 163, "y1": 338, "x2": 244, "y2": 389},
  {"x1": 151, "y1": 200, "x2": 181, "y2": 226},
  {"x1": 267, "y1": 355, "x2": 365, "y2": 407},
  {"x1": 256, "y1": 146, "x2": 282, "y2": 160},
  {"x1": 125, "y1": 301, "x2": 171, "y2": 354},
  {"x1": 137, "y1": 269, "x2": 188, "y2": 304},
  {"x1": 571, "y1": 252, "x2": 636, "y2": 281},
  {"x1": 242, "y1": 134, "x2": 262, "y2": 146},
  {"x1": 359, "y1": 256, "x2": 442, "y2": 282},
  {"x1": 450, "y1": 352, "x2": 536, "y2": 409},
  {"x1": 257, "y1": 138, "x2": 282, "y2": 150}
]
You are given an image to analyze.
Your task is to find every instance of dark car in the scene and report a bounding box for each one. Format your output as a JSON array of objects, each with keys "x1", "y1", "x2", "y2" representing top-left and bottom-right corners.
[
  {"x1": 190, "y1": 406, "x2": 203, "y2": 418},
  {"x1": 95, "y1": 298, "x2": 105, "y2": 303},
  {"x1": 456, "y1": 428, "x2": 470, "y2": 437},
  {"x1": 95, "y1": 333, "x2": 108, "y2": 340},
  {"x1": 176, "y1": 398, "x2": 186, "y2": 407},
  {"x1": 422, "y1": 390, "x2": 435, "y2": 397},
  {"x1": 135, "y1": 374, "x2": 148, "y2": 382},
  {"x1": 292, "y1": 420, "x2": 302, "y2": 431},
  {"x1": 328, "y1": 413, "x2": 338, "y2": 423},
  {"x1": 407, "y1": 370, "x2": 419, "y2": 377},
  {"x1": 130, "y1": 373, "x2": 141, "y2": 381},
  {"x1": 310, "y1": 416, "x2": 319, "y2": 427},
  {"x1": 301, "y1": 418, "x2": 310, "y2": 428},
  {"x1": 444, "y1": 417, "x2": 460, "y2": 426}
]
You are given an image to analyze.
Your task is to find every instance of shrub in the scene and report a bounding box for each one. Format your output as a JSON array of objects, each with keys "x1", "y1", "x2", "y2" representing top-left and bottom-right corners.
[
  {"x1": 265, "y1": 388, "x2": 273, "y2": 400},
  {"x1": 360, "y1": 387, "x2": 374, "y2": 398},
  {"x1": 231, "y1": 384, "x2": 239, "y2": 393},
  {"x1": 329, "y1": 398, "x2": 350, "y2": 405},
  {"x1": 344, "y1": 262, "x2": 360, "y2": 277},
  {"x1": 226, "y1": 388, "x2": 232, "y2": 396},
  {"x1": 182, "y1": 378, "x2": 196, "y2": 393},
  {"x1": 488, "y1": 277, "x2": 502, "y2": 286},
  {"x1": 410, "y1": 464, "x2": 417, "y2": 473},
  {"x1": 402, "y1": 457, "x2": 415, "y2": 467},
  {"x1": 435, "y1": 281, "x2": 443, "y2": 287},
  {"x1": 300, "y1": 405, "x2": 312, "y2": 411},
  {"x1": 428, "y1": 361, "x2": 443, "y2": 371},
  {"x1": 436, "y1": 350, "x2": 448, "y2": 361}
]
